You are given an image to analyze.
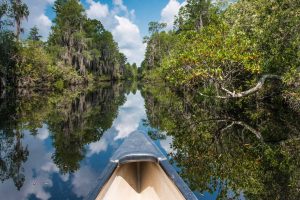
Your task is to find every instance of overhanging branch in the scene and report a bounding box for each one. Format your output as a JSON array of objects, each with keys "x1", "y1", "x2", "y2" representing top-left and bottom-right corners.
[
  {"x1": 221, "y1": 74, "x2": 281, "y2": 98},
  {"x1": 197, "y1": 74, "x2": 281, "y2": 99}
]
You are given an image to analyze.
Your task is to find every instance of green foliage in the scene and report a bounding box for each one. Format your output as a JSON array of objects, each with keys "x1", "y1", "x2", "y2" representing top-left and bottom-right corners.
[
  {"x1": 10, "y1": 0, "x2": 29, "y2": 40},
  {"x1": 49, "y1": 0, "x2": 128, "y2": 81},
  {"x1": 16, "y1": 41, "x2": 83, "y2": 89},
  {"x1": 175, "y1": 0, "x2": 212, "y2": 31},
  {"x1": 224, "y1": 0, "x2": 300, "y2": 108},
  {"x1": 0, "y1": 0, "x2": 130, "y2": 90},
  {"x1": 54, "y1": 79, "x2": 64, "y2": 90},
  {"x1": 0, "y1": 1, "x2": 10, "y2": 29},
  {"x1": 124, "y1": 62, "x2": 138, "y2": 80},
  {"x1": 142, "y1": 0, "x2": 300, "y2": 111},
  {"x1": 17, "y1": 41, "x2": 49, "y2": 87},
  {"x1": 225, "y1": 0, "x2": 300, "y2": 75},
  {"x1": 163, "y1": 22, "x2": 262, "y2": 89},
  {"x1": 27, "y1": 26, "x2": 41, "y2": 41},
  {"x1": 140, "y1": 22, "x2": 177, "y2": 78},
  {"x1": 141, "y1": 83, "x2": 300, "y2": 199},
  {"x1": 0, "y1": 82, "x2": 129, "y2": 177},
  {"x1": 148, "y1": 21, "x2": 167, "y2": 34},
  {"x1": 0, "y1": 31, "x2": 17, "y2": 88}
]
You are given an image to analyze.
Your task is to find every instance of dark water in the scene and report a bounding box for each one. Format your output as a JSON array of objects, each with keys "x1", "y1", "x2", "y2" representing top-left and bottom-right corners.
[{"x1": 0, "y1": 82, "x2": 299, "y2": 200}]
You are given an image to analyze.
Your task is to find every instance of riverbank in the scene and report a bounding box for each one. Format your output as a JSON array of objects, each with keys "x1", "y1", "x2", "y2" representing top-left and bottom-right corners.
[
  {"x1": 0, "y1": 0, "x2": 138, "y2": 91},
  {"x1": 139, "y1": 0, "x2": 300, "y2": 114}
]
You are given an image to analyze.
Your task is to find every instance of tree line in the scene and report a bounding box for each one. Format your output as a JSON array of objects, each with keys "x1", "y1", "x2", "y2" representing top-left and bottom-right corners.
[
  {"x1": 140, "y1": 0, "x2": 300, "y2": 111},
  {"x1": 0, "y1": 0, "x2": 137, "y2": 91}
]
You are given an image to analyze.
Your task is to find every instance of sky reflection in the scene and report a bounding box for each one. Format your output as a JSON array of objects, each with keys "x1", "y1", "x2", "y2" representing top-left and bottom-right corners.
[{"x1": 0, "y1": 90, "x2": 174, "y2": 200}]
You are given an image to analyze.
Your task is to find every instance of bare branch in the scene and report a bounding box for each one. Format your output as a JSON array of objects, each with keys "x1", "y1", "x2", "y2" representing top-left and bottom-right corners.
[
  {"x1": 197, "y1": 74, "x2": 281, "y2": 99},
  {"x1": 231, "y1": 121, "x2": 263, "y2": 140},
  {"x1": 219, "y1": 120, "x2": 263, "y2": 141},
  {"x1": 221, "y1": 74, "x2": 281, "y2": 98}
]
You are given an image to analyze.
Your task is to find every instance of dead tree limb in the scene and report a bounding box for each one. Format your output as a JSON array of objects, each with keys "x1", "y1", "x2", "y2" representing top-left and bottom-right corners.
[
  {"x1": 220, "y1": 74, "x2": 281, "y2": 98},
  {"x1": 197, "y1": 74, "x2": 281, "y2": 99}
]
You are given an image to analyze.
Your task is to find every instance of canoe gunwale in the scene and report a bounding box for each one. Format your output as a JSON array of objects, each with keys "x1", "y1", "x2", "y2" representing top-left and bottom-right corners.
[
  {"x1": 85, "y1": 131, "x2": 197, "y2": 200},
  {"x1": 160, "y1": 160, "x2": 197, "y2": 200},
  {"x1": 85, "y1": 162, "x2": 117, "y2": 200},
  {"x1": 111, "y1": 153, "x2": 166, "y2": 165}
]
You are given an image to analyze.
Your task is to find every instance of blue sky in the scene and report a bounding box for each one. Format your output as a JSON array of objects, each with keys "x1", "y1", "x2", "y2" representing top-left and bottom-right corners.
[{"x1": 23, "y1": 0, "x2": 186, "y2": 65}]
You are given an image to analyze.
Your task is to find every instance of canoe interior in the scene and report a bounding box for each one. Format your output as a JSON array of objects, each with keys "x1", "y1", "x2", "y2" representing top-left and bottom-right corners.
[{"x1": 96, "y1": 161, "x2": 185, "y2": 200}]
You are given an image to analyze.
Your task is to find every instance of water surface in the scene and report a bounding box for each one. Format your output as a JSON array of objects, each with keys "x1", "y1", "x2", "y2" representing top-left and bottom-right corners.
[{"x1": 0, "y1": 82, "x2": 299, "y2": 200}]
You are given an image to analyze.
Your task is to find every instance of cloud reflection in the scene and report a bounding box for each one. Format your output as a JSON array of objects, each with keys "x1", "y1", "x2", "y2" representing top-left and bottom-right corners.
[
  {"x1": 72, "y1": 166, "x2": 98, "y2": 198},
  {"x1": 0, "y1": 89, "x2": 168, "y2": 199},
  {"x1": 87, "y1": 138, "x2": 108, "y2": 157},
  {"x1": 36, "y1": 124, "x2": 50, "y2": 140},
  {"x1": 114, "y1": 91, "x2": 146, "y2": 140},
  {"x1": 159, "y1": 134, "x2": 174, "y2": 154},
  {"x1": 0, "y1": 132, "x2": 55, "y2": 200}
]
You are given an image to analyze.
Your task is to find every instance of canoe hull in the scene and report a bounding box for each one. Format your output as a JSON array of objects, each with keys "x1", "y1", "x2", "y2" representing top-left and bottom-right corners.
[
  {"x1": 96, "y1": 162, "x2": 186, "y2": 200},
  {"x1": 86, "y1": 131, "x2": 197, "y2": 200}
]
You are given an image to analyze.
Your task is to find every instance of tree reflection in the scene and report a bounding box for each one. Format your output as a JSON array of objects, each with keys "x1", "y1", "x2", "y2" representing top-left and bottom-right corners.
[
  {"x1": 47, "y1": 82, "x2": 127, "y2": 173},
  {"x1": 0, "y1": 94, "x2": 29, "y2": 190},
  {"x1": 142, "y1": 84, "x2": 300, "y2": 199},
  {"x1": 0, "y1": 82, "x2": 130, "y2": 190}
]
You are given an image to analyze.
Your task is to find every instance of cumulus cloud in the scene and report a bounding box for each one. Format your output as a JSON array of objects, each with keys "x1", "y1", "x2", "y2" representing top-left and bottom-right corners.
[
  {"x1": 112, "y1": 0, "x2": 126, "y2": 12},
  {"x1": 160, "y1": 0, "x2": 186, "y2": 30},
  {"x1": 23, "y1": 0, "x2": 54, "y2": 40},
  {"x1": 86, "y1": 0, "x2": 109, "y2": 20},
  {"x1": 113, "y1": 0, "x2": 123, "y2": 6},
  {"x1": 112, "y1": 16, "x2": 145, "y2": 66},
  {"x1": 112, "y1": 0, "x2": 135, "y2": 19},
  {"x1": 86, "y1": 0, "x2": 144, "y2": 65}
]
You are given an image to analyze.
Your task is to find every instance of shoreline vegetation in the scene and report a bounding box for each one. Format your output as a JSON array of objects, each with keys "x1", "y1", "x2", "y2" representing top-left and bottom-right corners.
[
  {"x1": 0, "y1": 1, "x2": 300, "y2": 198},
  {"x1": 0, "y1": 0, "x2": 138, "y2": 92},
  {"x1": 140, "y1": 0, "x2": 300, "y2": 112}
]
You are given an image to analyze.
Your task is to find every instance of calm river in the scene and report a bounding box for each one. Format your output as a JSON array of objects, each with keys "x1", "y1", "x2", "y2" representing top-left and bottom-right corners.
[{"x1": 0, "y1": 81, "x2": 299, "y2": 200}]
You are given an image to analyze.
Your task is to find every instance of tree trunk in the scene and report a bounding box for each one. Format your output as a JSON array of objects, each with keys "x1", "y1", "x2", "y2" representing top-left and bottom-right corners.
[
  {"x1": 196, "y1": 14, "x2": 203, "y2": 31},
  {"x1": 16, "y1": 19, "x2": 21, "y2": 41},
  {"x1": 0, "y1": 77, "x2": 6, "y2": 89}
]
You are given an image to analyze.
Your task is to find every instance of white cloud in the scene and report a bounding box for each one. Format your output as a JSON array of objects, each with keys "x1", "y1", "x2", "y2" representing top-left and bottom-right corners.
[
  {"x1": 160, "y1": 0, "x2": 186, "y2": 30},
  {"x1": 112, "y1": 16, "x2": 145, "y2": 65},
  {"x1": 86, "y1": 0, "x2": 144, "y2": 65},
  {"x1": 86, "y1": 0, "x2": 109, "y2": 20},
  {"x1": 113, "y1": 0, "x2": 123, "y2": 6},
  {"x1": 23, "y1": 0, "x2": 53, "y2": 40},
  {"x1": 113, "y1": 0, "x2": 127, "y2": 12}
]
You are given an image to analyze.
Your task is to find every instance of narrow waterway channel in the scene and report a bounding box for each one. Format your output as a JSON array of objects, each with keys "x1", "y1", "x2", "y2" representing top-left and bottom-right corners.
[{"x1": 0, "y1": 82, "x2": 300, "y2": 199}]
